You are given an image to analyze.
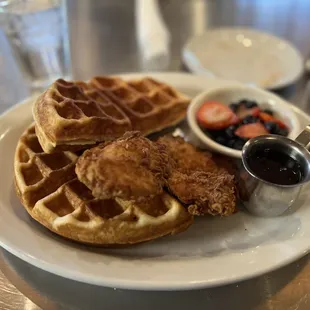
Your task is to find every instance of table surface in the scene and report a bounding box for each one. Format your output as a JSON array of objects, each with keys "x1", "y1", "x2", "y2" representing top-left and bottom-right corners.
[{"x1": 1, "y1": 0, "x2": 310, "y2": 309}]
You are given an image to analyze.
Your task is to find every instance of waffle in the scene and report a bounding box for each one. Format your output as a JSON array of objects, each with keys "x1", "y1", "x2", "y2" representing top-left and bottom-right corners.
[
  {"x1": 89, "y1": 76, "x2": 190, "y2": 135},
  {"x1": 33, "y1": 76, "x2": 190, "y2": 153},
  {"x1": 14, "y1": 125, "x2": 78, "y2": 211},
  {"x1": 14, "y1": 125, "x2": 193, "y2": 245},
  {"x1": 33, "y1": 79, "x2": 132, "y2": 153}
]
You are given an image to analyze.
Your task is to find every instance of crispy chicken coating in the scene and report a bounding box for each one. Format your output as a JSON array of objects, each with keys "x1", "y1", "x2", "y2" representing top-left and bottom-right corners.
[
  {"x1": 76, "y1": 132, "x2": 171, "y2": 200},
  {"x1": 157, "y1": 136, "x2": 237, "y2": 216}
]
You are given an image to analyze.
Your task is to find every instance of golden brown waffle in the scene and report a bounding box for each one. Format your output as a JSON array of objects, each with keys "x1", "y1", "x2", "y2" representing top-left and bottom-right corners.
[
  {"x1": 33, "y1": 79, "x2": 132, "y2": 153},
  {"x1": 90, "y1": 76, "x2": 190, "y2": 135},
  {"x1": 33, "y1": 76, "x2": 190, "y2": 153},
  {"x1": 14, "y1": 125, "x2": 78, "y2": 211},
  {"x1": 14, "y1": 125, "x2": 193, "y2": 245}
]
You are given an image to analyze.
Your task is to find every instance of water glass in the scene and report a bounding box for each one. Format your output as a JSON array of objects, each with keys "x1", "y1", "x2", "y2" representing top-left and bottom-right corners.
[{"x1": 0, "y1": 0, "x2": 71, "y2": 91}]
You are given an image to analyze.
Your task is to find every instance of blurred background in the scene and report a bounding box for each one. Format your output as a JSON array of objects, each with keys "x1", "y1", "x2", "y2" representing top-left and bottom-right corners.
[{"x1": 1, "y1": 0, "x2": 310, "y2": 108}]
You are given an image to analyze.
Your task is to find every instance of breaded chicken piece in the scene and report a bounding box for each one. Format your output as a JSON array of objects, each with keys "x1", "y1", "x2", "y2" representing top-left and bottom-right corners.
[
  {"x1": 157, "y1": 136, "x2": 237, "y2": 216},
  {"x1": 76, "y1": 132, "x2": 171, "y2": 200},
  {"x1": 168, "y1": 170, "x2": 236, "y2": 216},
  {"x1": 157, "y1": 135, "x2": 217, "y2": 173},
  {"x1": 212, "y1": 155, "x2": 249, "y2": 202}
]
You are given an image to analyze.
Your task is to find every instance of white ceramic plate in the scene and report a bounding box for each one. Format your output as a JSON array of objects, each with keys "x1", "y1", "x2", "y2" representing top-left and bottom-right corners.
[
  {"x1": 183, "y1": 28, "x2": 304, "y2": 89},
  {"x1": 1, "y1": 73, "x2": 310, "y2": 291}
]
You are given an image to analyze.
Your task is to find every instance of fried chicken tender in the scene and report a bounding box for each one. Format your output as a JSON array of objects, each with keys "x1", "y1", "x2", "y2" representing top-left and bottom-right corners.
[
  {"x1": 157, "y1": 135, "x2": 217, "y2": 173},
  {"x1": 168, "y1": 170, "x2": 236, "y2": 216},
  {"x1": 76, "y1": 132, "x2": 170, "y2": 200},
  {"x1": 157, "y1": 136, "x2": 237, "y2": 216}
]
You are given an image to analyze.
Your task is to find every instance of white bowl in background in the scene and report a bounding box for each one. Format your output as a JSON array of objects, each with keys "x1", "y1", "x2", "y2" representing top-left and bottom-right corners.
[
  {"x1": 187, "y1": 85, "x2": 301, "y2": 158},
  {"x1": 182, "y1": 28, "x2": 304, "y2": 90}
]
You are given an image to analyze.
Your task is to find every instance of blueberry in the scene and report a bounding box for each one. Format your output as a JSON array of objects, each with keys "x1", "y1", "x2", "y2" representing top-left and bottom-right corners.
[
  {"x1": 237, "y1": 99, "x2": 258, "y2": 109},
  {"x1": 201, "y1": 127, "x2": 217, "y2": 137},
  {"x1": 202, "y1": 128, "x2": 212, "y2": 135},
  {"x1": 202, "y1": 127, "x2": 210, "y2": 134},
  {"x1": 277, "y1": 127, "x2": 289, "y2": 137},
  {"x1": 225, "y1": 125, "x2": 238, "y2": 138},
  {"x1": 264, "y1": 121, "x2": 279, "y2": 134},
  {"x1": 229, "y1": 103, "x2": 239, "y2": 112},
  {"x1": 215, "y1": 135, "x2": 227, "y2": 145},
  {"x1": 209, "y1": 129, "x2": 224, "y2": 138},
  {"x1": 233, "y1": 139, "x2": 247, "y2": 150},
  {"x1": 242, "y1": 115, "x2": 258, "y2": 124},
  {"x1": 227, "y1": 138, "x2": 236, "y2": 148},
  {"x1": 238, "y1": 99, "x2": 248, "y2": 106},
  {"x1": 246, "y1": 101, "x2": 258, "y2": 109},
  {"x1": 263, "y1": 109, "x2": 274, "y2": 116},
  {"x1": 200, "y1": 126, "x2": 210, "y2": 136}
]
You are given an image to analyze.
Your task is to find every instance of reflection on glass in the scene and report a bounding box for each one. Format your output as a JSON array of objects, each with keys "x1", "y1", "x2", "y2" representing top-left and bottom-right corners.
[{"x1": 0, "y1": 0, "x2": 71, "y2": 91}]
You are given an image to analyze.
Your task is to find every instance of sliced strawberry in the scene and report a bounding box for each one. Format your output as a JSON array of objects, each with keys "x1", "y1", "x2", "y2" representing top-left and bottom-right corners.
[
  {"x1": 258, "y1": 112, "x2": 273, "y2": 122},
  {"x1": 235, "y1": 122, "x2": 269, "y2": 139},
  {"x1": 236, "y1": 106, "x2": 261, "y2": 119},
  {"x1": 258, "y1": 112, "x2": 287, "y2": 129},
  {"x1": 229, "y1": 113, "x2": 240, "y2": 125},
  {"x1": 197, "y1": 101, "x2": 238, "y2": 130}
]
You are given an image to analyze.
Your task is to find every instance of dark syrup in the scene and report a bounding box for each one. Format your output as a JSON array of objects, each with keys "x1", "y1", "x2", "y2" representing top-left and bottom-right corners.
[{"x1": 246, "y1": 148, "x2": 303, "y2": 185}]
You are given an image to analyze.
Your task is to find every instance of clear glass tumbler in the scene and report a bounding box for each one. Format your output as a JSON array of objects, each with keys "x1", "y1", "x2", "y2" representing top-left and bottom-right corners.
[{"x1": 0, "y1": 0, "x2": 71, "y2": 91}]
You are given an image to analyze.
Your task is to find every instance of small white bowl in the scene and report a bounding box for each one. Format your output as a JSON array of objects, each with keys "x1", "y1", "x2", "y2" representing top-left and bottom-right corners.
[{"x1": 187, "y1": 85, "x2": 301, "y2": 158}]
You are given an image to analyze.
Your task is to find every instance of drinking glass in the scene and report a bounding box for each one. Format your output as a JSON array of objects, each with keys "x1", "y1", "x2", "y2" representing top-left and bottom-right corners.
[{"x1": 0, "y1": 0, "x2": 71, "y2": 91}]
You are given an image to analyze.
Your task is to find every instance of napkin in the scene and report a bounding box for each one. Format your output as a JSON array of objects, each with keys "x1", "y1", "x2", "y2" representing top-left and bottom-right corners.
[{"x1": 135, "y1": 0, "x2": 170, "y2": 71}]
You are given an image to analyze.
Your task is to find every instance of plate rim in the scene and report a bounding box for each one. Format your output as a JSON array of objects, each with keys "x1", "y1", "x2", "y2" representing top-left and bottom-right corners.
[{"x1": 0, "y1": 72, "x2": 310, "y2": 291}]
